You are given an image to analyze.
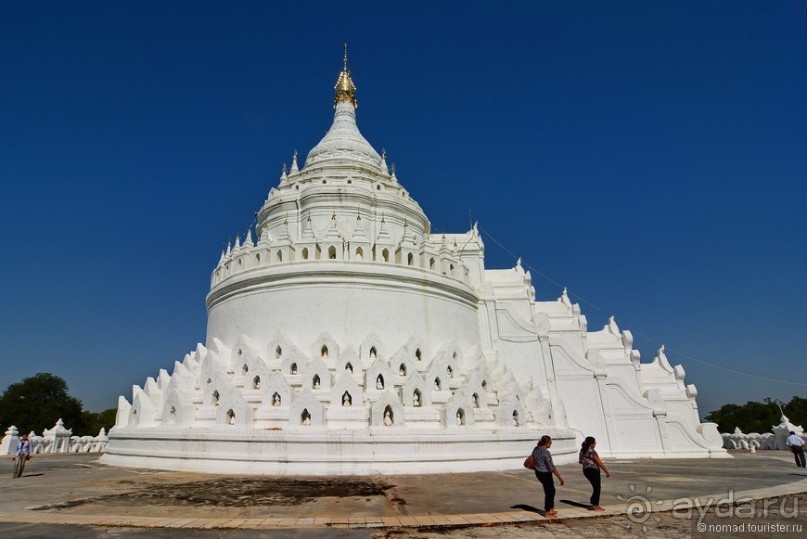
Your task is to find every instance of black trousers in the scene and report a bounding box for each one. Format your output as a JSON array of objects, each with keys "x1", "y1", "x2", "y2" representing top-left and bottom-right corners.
[
  {"x1": 583, "y1": 467, "x2": 602, "y2": 506},
  {"x1": 792, "y1": 447, "x2": 806, "y2": 468},
  {"x1": 536, "y1": 471, "x2": 555, "y2": 511}
]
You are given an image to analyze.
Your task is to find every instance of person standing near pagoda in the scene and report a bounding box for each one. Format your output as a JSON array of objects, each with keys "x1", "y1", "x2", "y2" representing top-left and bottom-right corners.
[
  {"x1": 786, "y1": 431, "x2": 806, "y2": 468},
  {"x1": 579, "y1": 436, "x2": 610, "y2": 510},
  {"x1": 532, "y1": 435, "x2": 564, "y2": 517},
  {"x1": 12, "y1": 433, "x2": 32, "y2": 478}
]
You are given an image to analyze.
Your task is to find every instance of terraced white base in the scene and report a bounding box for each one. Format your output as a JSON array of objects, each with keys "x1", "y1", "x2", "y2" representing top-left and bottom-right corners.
[{"x1": 102, "y1": 427, "x2": 578, "y2": 475}]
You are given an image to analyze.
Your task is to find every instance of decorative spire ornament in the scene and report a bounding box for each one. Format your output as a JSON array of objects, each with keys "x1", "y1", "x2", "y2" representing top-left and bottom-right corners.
[
  {"x1": 334, "y1": 43, "x2": 357, "y2": 108},
  {"x1": 290, "y1": 150, "x2": 299, "y2": 173},
  {"x1": 380, "y1": 149, "x2": 389, "y2": 175}
]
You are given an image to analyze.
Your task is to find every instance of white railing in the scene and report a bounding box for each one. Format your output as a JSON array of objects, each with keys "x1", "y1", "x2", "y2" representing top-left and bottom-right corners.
[
  {"x1": 0, "y1": 419, "x2": 108, "y2": 455},
  {"x1": 721, "y1": 421, "x2": 806, "y2": 451}
]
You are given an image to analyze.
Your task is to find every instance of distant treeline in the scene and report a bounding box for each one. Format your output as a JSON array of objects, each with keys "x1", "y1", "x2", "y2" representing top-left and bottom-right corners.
[
  {"x1": 705, "y1": 397, "x2": 807, "y2": 434},
  {"x1": 0, "y1": 373, "x2": 116, "y2": 436}
]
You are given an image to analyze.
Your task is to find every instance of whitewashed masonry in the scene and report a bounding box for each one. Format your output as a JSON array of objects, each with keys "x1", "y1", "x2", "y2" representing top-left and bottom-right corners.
[{"x1": 103, "y1": 52, "x2": 725, "y2": 475}]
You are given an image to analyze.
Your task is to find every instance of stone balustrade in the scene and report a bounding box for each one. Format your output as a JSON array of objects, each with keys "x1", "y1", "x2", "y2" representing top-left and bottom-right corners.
[
  {"x1": 211, "y1": 227, "x2": 470, "y2": 290},
  {"x1": 721, "y1": 416, "x2": 806, "y2": 451},
  {"x1": 0, "y1": 420, "x2": 108, "y2": 455}
]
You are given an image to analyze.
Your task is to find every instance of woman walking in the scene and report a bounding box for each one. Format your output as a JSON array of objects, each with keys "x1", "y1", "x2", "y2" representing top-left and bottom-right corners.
[
  {"x1": 532, "y1": 435, "x2": 564, "y2": 517},
  {"x1": 579, "y1": 436, "x2": 609, "y2": 511}
]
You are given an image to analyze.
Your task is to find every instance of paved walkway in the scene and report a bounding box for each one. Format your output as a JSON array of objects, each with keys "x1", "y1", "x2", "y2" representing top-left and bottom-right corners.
[{"x1": 1, "y1": 451, "x2": 805, "y2": 532}]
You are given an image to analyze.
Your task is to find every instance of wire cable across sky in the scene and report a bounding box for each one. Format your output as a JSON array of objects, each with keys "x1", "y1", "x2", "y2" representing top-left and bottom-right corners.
[{"x1": 478, "y1": 225, "x2": 807, "y2": 388}]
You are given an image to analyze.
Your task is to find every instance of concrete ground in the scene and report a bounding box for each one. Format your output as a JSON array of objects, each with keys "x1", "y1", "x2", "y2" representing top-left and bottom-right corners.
[{"x1": 1, "y1": 451, "x2": 805, "y2": 538}]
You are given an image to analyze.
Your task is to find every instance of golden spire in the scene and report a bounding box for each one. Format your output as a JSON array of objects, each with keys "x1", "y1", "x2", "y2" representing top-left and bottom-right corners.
[{"x1": 334, "y1": 43, "x2": 357, "y2": 108}]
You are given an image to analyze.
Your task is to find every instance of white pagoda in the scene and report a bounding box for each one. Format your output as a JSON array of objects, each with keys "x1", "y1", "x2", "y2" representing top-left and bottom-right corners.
[{"x1": 103, "y1": 52, "x2": 725, "y2": 475}]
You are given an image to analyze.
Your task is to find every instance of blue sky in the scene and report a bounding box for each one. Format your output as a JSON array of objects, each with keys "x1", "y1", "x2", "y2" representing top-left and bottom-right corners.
[{"x1": 1, "y1": 1, "x2": 805, "y2": 420}]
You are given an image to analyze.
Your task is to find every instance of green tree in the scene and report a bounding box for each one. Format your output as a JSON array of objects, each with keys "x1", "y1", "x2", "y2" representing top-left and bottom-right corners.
[
  {"x1": 782, "y1": 396, "x2": 807, "y2": 428},
  {"x1": 705, "y1": 396, "x2": 806, "y2": 434},
  {"x1": 81, "y1": 407, "x2": 117, "y2": 435},
  {"x1": 0, "y1": 373, "x2": 87, "y2": 435}
]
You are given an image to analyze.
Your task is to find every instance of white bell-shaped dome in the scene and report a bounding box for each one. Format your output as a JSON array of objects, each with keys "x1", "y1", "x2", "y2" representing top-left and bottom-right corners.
[{"x1": 304, "y1": 99, "x2": 381, "y2": 171}]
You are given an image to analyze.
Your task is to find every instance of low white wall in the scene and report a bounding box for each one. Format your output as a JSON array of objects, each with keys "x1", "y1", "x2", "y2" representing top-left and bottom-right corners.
[
  {"x1": 1, "y1": 423, "x2": 108, "y2": 455},
  {"x1": 103, "y1": 426, "x2": 577, "y2": 475}
]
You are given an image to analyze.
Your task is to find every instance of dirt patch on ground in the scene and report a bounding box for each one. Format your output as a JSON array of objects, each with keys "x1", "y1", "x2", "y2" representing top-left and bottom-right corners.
[
  {"x1": 35, "y1": 477, "x2": 395, "y2": 510},
  {"x1": 126, "y1": 477, "x2": 394, "y2": 507}
]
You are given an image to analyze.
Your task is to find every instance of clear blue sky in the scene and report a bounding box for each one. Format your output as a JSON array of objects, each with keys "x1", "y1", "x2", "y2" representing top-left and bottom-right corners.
[{"x1": 1, "y1": 1, "x2": 805, "y2": 420}]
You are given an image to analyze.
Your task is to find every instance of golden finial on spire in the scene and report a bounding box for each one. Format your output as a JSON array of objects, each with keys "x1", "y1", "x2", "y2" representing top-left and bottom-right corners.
[{"x1": 334, "y1": 43, "x2": 357, "y2": 109}]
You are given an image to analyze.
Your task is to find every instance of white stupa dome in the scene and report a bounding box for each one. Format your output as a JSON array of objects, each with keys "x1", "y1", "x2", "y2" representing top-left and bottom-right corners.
[{"x1": 102, "y1": 50, "x2": 726, "y2": 476}]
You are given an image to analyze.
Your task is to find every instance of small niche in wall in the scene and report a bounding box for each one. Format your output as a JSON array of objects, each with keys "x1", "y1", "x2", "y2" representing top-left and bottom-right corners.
[
  {"x1": 383, "y1": 405, "x2": 394, "y2": 426},
  {"x1": 455, "y1": 409, "x2": 466, "y2": 426}
]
